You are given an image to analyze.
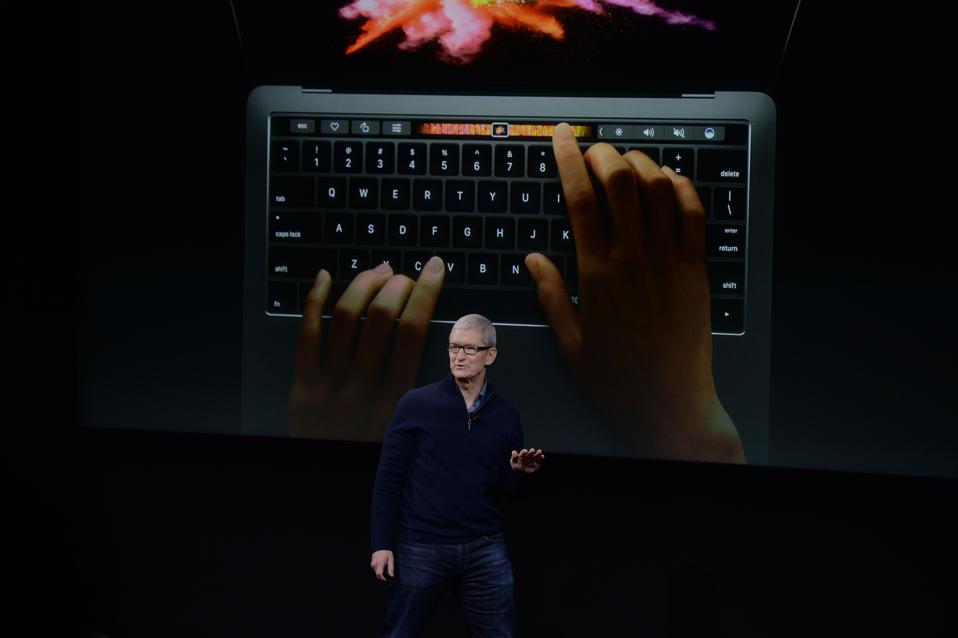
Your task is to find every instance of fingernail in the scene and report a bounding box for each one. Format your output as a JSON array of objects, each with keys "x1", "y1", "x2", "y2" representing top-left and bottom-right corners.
[
  {"x1": 375, "y1": 261, "x2": 392, "y2": 274},
  {"x1": 661, "y1": 165, "x2": 674, "y2": 174},
  {"x1": 315, "y1": 269, "x2": 329, "y2": 286},
  {"x1": 524, "y1": 254, "x2": 540, "y2": 280},
  {"x1": 554, "y1": 122, "x2": 573, "y2": 142},
  {"x1": 425, "y1": 255, "x2": 443, "y2": 273}
]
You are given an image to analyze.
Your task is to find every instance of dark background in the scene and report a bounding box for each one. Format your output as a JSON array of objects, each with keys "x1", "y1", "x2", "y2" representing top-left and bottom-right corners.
[{"x1": 12, "y1": 1, "x2": 956, "y2": 636}]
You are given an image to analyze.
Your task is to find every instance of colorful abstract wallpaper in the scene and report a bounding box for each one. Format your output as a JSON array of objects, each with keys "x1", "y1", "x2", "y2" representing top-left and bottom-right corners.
[{"x1": 340, "y1": 0, "x2": 716, "y2": 63}]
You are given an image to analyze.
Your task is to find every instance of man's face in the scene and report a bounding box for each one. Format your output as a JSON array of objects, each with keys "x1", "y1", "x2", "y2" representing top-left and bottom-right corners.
[{"x1": 448, "y1": 328, "x2": 497, "y2": 382}]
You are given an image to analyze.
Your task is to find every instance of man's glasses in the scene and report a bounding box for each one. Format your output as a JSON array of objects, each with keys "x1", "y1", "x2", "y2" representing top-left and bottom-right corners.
[{"x1": 448, "y1": 344, "x2": 493, "y2": 356}]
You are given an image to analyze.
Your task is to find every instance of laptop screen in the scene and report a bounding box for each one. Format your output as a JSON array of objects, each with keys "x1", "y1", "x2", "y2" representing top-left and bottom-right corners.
[{"x1": 234, "y1": 0, "x2": 801, "y2": 94}]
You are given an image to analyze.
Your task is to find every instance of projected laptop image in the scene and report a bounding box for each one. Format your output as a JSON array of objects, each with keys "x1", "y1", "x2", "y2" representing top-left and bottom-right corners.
[{"x1": 239, "y1": 0, "x2": 801, "y2": 464}]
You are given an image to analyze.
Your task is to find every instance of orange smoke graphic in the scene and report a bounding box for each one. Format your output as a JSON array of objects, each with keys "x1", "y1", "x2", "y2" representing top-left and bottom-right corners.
[{"x1": 340, "y1": 1, "x2": 714, "y2": 64}]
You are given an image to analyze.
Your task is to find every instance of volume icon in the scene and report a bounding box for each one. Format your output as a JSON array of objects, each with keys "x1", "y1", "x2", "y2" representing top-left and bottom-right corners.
[{"x1": 642, "y1": 127, "x2": 655, "y2": 138}]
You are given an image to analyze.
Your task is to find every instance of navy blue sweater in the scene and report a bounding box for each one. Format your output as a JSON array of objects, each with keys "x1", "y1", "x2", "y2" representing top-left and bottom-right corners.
[{"x1": 370, "y1": 374, "x2": 523, "y2": 552}]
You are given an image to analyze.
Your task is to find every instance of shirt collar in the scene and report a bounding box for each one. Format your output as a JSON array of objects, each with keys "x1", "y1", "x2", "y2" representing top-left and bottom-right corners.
[{"x1": 468, "y1": 379, "x2": 489, "y2": 415}]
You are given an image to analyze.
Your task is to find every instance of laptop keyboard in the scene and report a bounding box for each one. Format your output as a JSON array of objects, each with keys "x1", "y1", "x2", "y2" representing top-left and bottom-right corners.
[{"x1": 266, "y1": 116, "x2": 748, "y2": 333}]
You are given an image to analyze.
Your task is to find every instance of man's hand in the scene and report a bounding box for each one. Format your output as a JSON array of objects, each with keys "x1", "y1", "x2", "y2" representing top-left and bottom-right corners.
[
  {"x1": 290, "y1": 257, "x2": 445, "y2": 442},
  {"x1": 510, "y1": 448, "x2": 545, "y2": 474},
  {"x1": 370, "y1": 549, "x2": 395, "y2": 582},
  {"x1": 524, "y1": 122, "x2": 745, "y2": 464}
]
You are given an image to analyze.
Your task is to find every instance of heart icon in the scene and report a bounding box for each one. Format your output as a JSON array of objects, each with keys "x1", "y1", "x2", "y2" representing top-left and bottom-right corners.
[{"x1": 329, "y1": 121, "x2": 340, "y2": 132}]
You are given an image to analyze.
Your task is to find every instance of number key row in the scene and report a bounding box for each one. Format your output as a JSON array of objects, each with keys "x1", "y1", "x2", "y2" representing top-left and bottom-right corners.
[{"x1": 271, "y1": 140, "x2": 557, "y2": 177}]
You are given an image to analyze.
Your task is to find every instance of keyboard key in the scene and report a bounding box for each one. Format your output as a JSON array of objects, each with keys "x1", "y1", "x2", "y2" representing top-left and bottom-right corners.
[
  {"x1": 334, "y1": 141, "x2": 363, "y2": 173},
  {"x1": 712, "y1": 187, "x2": 746, "y2": 220},
  {"x1": 551, "y1": 219, "x2": 574, "y2": 252},
  {"x1": 543, "y1": 183, "x2": 566, "y2": 215},
  {"x1": 421, "y1": 216, "x2": 450, "y2": 247},
  {"x1": 381, "y1": 178, "x2": 411, "y2": 210},
  {"x1": 437, "y1": 252, "x2": 466, "y2": 284},
  {"x1": 269, "y1": 246, "x2": 336, "y2": 279},
  {"x1": 430, "y1": 144, "x2": 459, "y2": 176},
  {"x1": 707, "y1": 261, "x2": 745, "y2": 295},
  {"x1": 301, "y1": 140, "x2": 331, "y2": 173},
  {"x1": 517, "y1": 219, "x2": 549, "y2": 251},
  {"x1": 711, "y1": 299, "x2": 744, "y2": 333},
  {"x1": 324, "y1": 213, "x2": 355, "y2": 244},
  {"x1": 413, "y1": 179, "x2": 443, "y2": 211},
  {"x1": 431, "y1": 289, "x2": 544, "y2": 324},
  {"x1": 267, "y1": 282, "x2": 299, "y2": 314},
  {"x1": 477, "y1": 181, "x2": 508, "y2": 213},
  {"x1": 356, "y1": 213, "x2": 386, "y2": 245},
  {"x1": 462, "y1": 144, "x2": 493, "y2": 176},
  {"x1": 340, "y1": 249, "x2": 370, "y2": 277},
  {"x1": 511, "y1": 182, "x2": 541, "y2": 214},
  {"x1": 445, "y1": 180, "x2": 476, "y2": 212},
  {"x1": 469, "y1": 254, "x2": 498, "y2": 285},
  {"x1": 388, "y1": 215, "x2": 418, "y2": 246},
  {"x1": 371, "y1": 249, "x2": 401, "y2": 271},
  {"x1": 269, "y1": 211, "x2": 323, "y2": 243},
  {"x1": 271, "y1": 140, "x2": 299, "y2": 172},
  {"x1": 403, "y1": 251, "x2": 434, "y2": 278},
  {"x1": 501, "y1": 255, "x2": 531, "y2": 287},
  {"x1": 484, "y1": 217, "x2": 515, "y2": 250},
  {"x1": 662, "y1": 147, "x2": 693, "y2": 177},
  {"x1": 366, "y1": 142, "x2": 395, "y2": 174},
  {"x1": 495, "y1": 145, "x2": 525, "y2": 178},
  {"x1": 349, "y1": 178, "x2": 379, "y2": 209},
  {"x1": 453, "y1": 217, "x2": 483, "y2": 249},
  {"x1": 270, "y1": 176, "x2": 314, "y2": 207},
  {"x1": 317, "y1": 177, "x2": 346, "y2": 208},
  {"x1": 707, "y1": 224, "x2": 746, "y2": 258},
  {"x1": 697, "y1": 149, "x2": 747, "y2": 183},
  {"x1": 527, "y1": 146, "x2": 557, "y2": 177},
  {"x1": 398, "y1": 143, "x2": 427, "y2": 175}
]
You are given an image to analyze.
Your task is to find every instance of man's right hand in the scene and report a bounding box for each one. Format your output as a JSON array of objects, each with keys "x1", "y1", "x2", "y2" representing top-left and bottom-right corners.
[{"x1": 370, "y1": 549, "x2": 395, "y2": 582}]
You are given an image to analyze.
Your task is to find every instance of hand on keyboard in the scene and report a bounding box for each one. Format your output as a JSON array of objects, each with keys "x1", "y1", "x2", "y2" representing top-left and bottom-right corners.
[
  {"x1": 289, "y1": 256, "x2": 445, "y2": 441},
  {"x1": 525, "y1": 123, "x2": 745, "y2": 463}
]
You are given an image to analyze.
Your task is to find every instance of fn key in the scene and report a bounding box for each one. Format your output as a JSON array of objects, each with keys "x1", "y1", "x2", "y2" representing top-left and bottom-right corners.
[
  {"x1": 711, "y1": 299, "x2": 744, "y2": 334},
  {"x1": 267, "y1": 282, "x2": 299, "y2": 315}
]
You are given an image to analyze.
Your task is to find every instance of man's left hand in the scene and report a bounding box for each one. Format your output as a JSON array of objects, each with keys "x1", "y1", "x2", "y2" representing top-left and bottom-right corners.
[{"x1": 510, "y1": 448, "x2": 545, "y2": 474}]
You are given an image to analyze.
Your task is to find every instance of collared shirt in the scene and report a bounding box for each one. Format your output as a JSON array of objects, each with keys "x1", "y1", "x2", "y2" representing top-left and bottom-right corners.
[{"x1": 468, "y1": 379, "x2": 488, "y2": 416}]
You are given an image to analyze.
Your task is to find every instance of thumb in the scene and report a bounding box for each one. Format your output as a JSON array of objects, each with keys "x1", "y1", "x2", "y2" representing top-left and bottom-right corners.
[{"x1": 525, "y1": 253, "x2": 583, "y2": 370}]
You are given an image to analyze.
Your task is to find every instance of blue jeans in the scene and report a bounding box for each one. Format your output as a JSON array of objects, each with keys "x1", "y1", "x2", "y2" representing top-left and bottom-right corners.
[{"x1": 380, "y1": 532, "x2": 516, "y2": 637}]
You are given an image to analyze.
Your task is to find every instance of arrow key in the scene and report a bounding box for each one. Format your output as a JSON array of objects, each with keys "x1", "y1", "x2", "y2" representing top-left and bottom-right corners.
[{"x1": 711, "y1": 299, "x2": 744, "y2": 334}]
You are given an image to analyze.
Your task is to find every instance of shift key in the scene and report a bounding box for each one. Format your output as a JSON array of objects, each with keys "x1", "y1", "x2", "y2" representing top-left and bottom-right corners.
[{"x1": 269, "y1": 246, "x2": 337, "y2": 279}]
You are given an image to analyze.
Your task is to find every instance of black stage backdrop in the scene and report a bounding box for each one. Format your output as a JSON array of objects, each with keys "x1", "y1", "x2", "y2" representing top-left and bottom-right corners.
[{"x1": 10, "y1": 1, "x2": 956, "y2": 636}]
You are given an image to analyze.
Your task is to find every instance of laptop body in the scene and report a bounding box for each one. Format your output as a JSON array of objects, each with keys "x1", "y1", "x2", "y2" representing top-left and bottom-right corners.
[{"x1": 238, "y1": 1, "x2": 801, "y2": 463}]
